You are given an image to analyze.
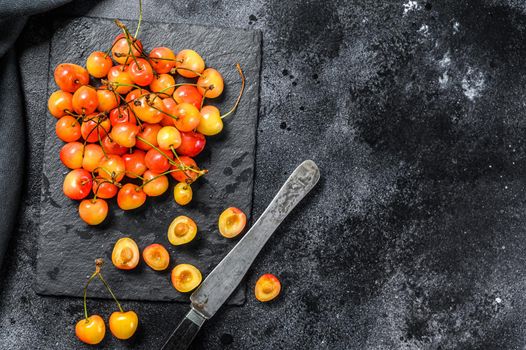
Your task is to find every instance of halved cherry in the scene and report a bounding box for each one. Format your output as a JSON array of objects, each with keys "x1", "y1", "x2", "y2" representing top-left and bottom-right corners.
[
  {"x1": 173, "y1": 85, "x2": 202, "y2": 110},
  {"x1": 254, "y1": 274, "x2": 281, "y2": 302},
  {"x1": 98, "y1": 155, "x2": 125, "y2": 182},
  {"x1": 82, "y1": 144, "x2": 105, "y2": 172},
  {"x1": 117, "y1": 183, "x2": 146, "y2": 210},
  {"x1": 167, "y1": 215, "x2": 197, "y2": 246},
  {"x1": 142, "y1": 170, "x2": 169, "y2": 197},
  {"x1": 63, "y1": 169, "x2": 92, "y2": 200},
  {"x1": 48, "y1": 90, "x2": 73, "y2": 118},
  {"x1": 218, "y1": 207, "x2": 247, "y2": 238},
  {"x1": 111, "y1": 237, "x2": 140, "y2": 270},
  {"x1": 176, "y1": 131, "x2": 206, "y2": 157},
  {"x1": 60, "y1": 142, "x2": 84, "y2": 169},
  {"x1": 171, "y1": 264, "x2": 202, "y2": 292},
  {"x1": 123, "y1": 150, "x2": 147, "y2": 178},
  {"x1": 142, "y1": 243, "x2": 170, "y2": 271},
  {"x1": 54, "y1": 63, "x2": 89, "y2": 92},
  {"x1": 79, "y1": 198, "x2": 108, "y2": 225}
]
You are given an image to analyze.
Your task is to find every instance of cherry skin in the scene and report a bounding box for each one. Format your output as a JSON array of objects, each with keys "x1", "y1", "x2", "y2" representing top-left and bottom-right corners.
[
  {"x1": 123, "y1": 150, "x2": 147, "y2": 178},
  {"x1": 197, "y1": 105, "x2": 223, "y2": 136},
  {"x1": 128, "y1": 58, "x2": 154, "y2": 86},
  {"x1": 173, "y1": 182, "x2": 192, "y2": 205},
  {"x1": 111, "y1": 33, "x2": 143, "y2": 65},
  {"x1": 63, "y1": 169, "x2": 92, "y2": 200},
  {"x1": 98, "y1": 155, "x2": 126, "y2": 182},
  {"x1": 157, "y1": 126, "x2": 181, "y2": 150},
  {"x1": 145, "y1": 148, "x2": 173, "y2": 173},
  {"x1": 173, "y1": 103, "x2": 201, "y2": 132},
  {"x1": 92, "y1": 178, "x2": 118, "y2": 199},
  {"x1": 149, "y1": 47, "x2": 176, "y2": 74},
  {"x1": 176, "y1": 131, "x2": 206, "y2": 157},
  {"x1": 56, "y1": 116, "x2": 81, "y2": 142},
  {"x1": 197, "y1": 68, "x2": 224, "y2": 98},
  {"x1": 160, "y1": 97, "x2": 178, "y2": 126},
  {"x1": 110, "y1": 106, "x2": 136, "y2": 126},
  {"x1": 101, "y1": 135, "x2": 128, "y2": 156},
  {"x1": 111, "y1": 123, "x2": 139, "y2": 148},
  {"x1": 117, "y1": 183, "x2": 147, "y2": 210},
  {"x1": 142, "y1": 170, "x2": 169, "y2": 196},
  {"x1": 132, "y1": 93, "x2": 164, "y2": 123},
  {"x1": 48, "y1": 90, "x2": 73, "y2": 118},
  {"x1": 81, "y1": 114, "x2": 111, "y2": 143},
  {"x1": 54, "y1": 63, "x2": 89, "y2": 92},
  {"x1": 175, "y1": 49, "x2": 205, "y2": 78},
  {"x1": 75, "y1": 314, "x2": 106, "y2": 345},
  {"x1": 60, "y1": 142, "x2": 84, "y2": 169},
  {"x1": 173, "y1": 85, "x2": 202, "y2": 110},
  {"x1": 125, "y1": 88, "x2": 149, "y2": 103},
  {"x1": 107, "y1": 65, "x2": 133, "y2": 94},
  {"x1": 109, "y1": 310, "x2": 139, "y2": 340},
  {"x1": 72, "y1": 86, "x2": 99, "y2": 115},
  {"x1": 79, "y1": 198, "x2": 108, "y2": 225},
  {"x1": 135, "y1": 123, "x2": 161, "y2": 150},
  {"x1": 149, "y1": 73, "x2": 175, "y2": 97},
  {"x1": 86, "y1": 51, "x2": 113, "y2": 78},
  {"x1": 82, "y1": 144, "x2": 105, "y2": 172},
  {"x1": 96, "y1": 86, "x2": 120, "y2": 113},
  {"x1": 170, "y1": 156, "x2": 199, "y2": 183}
]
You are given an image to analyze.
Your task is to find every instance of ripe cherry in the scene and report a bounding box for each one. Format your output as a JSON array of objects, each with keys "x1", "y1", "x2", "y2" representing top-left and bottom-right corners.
[
  {"x1": 79, "y1": 198, "x2": 108, "y2": 225},
  {"x1": 48, "y1": 90, "x2": 73, "y2": 118},
  {"x1": 135, "y1": 123, "x2": 161, "y2": 150},
  {"x1": 149, "y1": 73, "x2": 175, "y2": 97},
  {"x1": 107, "y1": 65, "x2": 133, "y2": 94},
  {"x1": 170, "y1": 156, "x2": 199, "y2": 183},
  {"x1": 98, "y1": 155, "x2": 126, "y2": 182},
  {"x1": 117, "y1": 183, "x2": 147, "y2": 210},
  {"x1": 142, "y1": 170, "x2": 169, "y2": 196},
  {"x1": 109, "y1": 106, "x2": 136, "y2": 126},
  {"x1": 111, "y1": 33, "x2": 143, "y2": 65},
  {"x1": 109, "y1": 310, "x2": 139, "y2": 340},
  {"x1": 72, "y1": 86, "x2": 99, "y2": 115},
  {"x1": 60, "y1": 142, "x2": 84, "y2": 169},
  {"x1": 101, "y1": 135, "x2": 128, "y2": 156},
  {"x1": 81, "y1": 114, "x2": 111, "y2": 143},
  {"x1": 82, "y1": 144, "x2": 105, "y2": 172},
  {"x1": 157, "y1": 126, "x2": 181, "y2": 150},
  {"x1": 75, "y1": 315, "x2": 106, "y2": 345},
  {"x1": 173, "y1": 182, "x2": 192, "y2": 205},
  {"x1": 160, "y1": 97, "x2": 177, "y2": 126},
  {"x1": 128, "y1": 58, "x2": 154, "y2": 86},
  {"x1": 132, "y1": 93, "x2": 164, "y2": 123},
  {"x1": 123, "y1": 150, "x2": 147, "y2": 178},
  {"x1": 111, "y1": 123, "x2": 139, "y2": 148},
  {"x1": 197, "y1": 105, "x2": 223, "y2": 136},
  {"x1": 56, "y1": 116, "x2": 82, "y2": 142},
  {"x1": 197, "y1": 68, "x2": 224, "y2": 98},
  {"x1": 96, "y1": 86, "x2": 120, "y2": 113},
  {"x1": 54, "y1": 63, "x2": 89, "y2": 92},
  {"x1": 145, "y1": 148, "x2": 173, "y2": 173},
  {"x1": 63, "y1": 169, "x2": 92, "y2": 200},
  {"x1": 125, "y1": 88, "x2": 149, "y2": 103},
  {"x1": 149, "y1": 47, "x2": 176, "y2": 74},
  {"x1": 86, "y1": 51, "x2": 113, "y2": 78},
  {"x1": 176, "y1": 131, "x2": 206, "y2": 157},
  {"x1": 92, "y1": 178, "x2": 118, "y2": 199},
  {"x1": 173, "y1": 103, "x2": 201, "y2": 132},
  {"x1": 173, "y1": 85, "x2": 202, "y2": 110},
  {"x1": 175, "y1": 49, "x2": 205, "y2": 78}
]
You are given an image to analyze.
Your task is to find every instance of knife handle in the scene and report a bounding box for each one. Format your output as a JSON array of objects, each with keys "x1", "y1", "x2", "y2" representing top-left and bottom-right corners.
[{"x1": 160, "y1": 309, "x2": 206, "y2": 350}]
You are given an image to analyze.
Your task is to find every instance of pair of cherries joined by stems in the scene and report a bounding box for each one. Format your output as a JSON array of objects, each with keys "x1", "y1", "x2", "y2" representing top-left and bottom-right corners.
[{"x1": 50, "y1": 17, "x2": 245, "y2": 226}]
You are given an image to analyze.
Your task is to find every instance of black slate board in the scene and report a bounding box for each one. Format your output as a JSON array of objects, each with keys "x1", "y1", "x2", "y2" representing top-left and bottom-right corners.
[{"x1": 35, "y1": 17, "x2": 261, "y2": 304}]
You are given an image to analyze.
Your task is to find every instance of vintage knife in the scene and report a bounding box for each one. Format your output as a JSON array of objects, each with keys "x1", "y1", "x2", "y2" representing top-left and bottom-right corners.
[{"x1": 160, "y1": 160, "x2": 320, "y2": 350}]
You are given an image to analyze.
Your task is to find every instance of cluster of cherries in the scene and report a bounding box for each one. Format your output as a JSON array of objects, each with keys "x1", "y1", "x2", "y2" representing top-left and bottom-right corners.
[{"x1": 48, "y1": 20, "x2": 244, "y2": 225}]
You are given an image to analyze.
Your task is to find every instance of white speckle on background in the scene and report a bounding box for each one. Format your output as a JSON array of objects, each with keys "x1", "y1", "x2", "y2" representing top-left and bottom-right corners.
[
  {"x1": 453, "y1": 21, "x2": 460, "y2": 33},
  {"x1": 461, "y1": 67, "x2": 485, "y2": 101},
  {"x1": 439, "y1": 72, "x2": 449, "y2": 88},
  {"x1": 403, "y1": 0, "x2": 419, "y2": 16},
  {"x1": 495, "y1": 297, "x2": 502, "y2": 303},
  {"x1": 418, "y1": 24, "x2": 429, "y2": 36},
  {"x1": 439, "y1": 51, "x2": 451, "y2": 68}
]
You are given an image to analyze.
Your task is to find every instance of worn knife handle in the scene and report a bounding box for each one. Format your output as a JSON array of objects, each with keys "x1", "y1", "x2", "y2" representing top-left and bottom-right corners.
[{"x1": 160, "y1": 309, "x2": 206, "y2": 350}]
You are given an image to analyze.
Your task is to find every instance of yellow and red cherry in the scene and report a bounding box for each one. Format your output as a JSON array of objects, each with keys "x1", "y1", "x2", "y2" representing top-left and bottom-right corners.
[
  {"x1": 135, "y1": 123, "x2": 161, "y2": 150},
  {"x1": 96, "y1": 86, "x2": 120, "y2": 113},
  {"x1": 145, "y1": 148, "x2": 173, "y2": 173},
  {"x1": 132, "y1": 93, "x2": 164, "y2": 124},
  {"x1": 79, "y1": 198, "x2": 108, "y2": 225},
  {"x1": 48, "y1": 90, "x2": 73, "y2": 118},
  {"x1": 197, "y1": 105, "x2": 223, "y2": 136},
  {"x1": 72, "y1": 86, "x2": 99, "y2": 115},
  {"x1": 98, "y1": 154, "x2": 125, "y2": 182},
  {"x1": 142, "y1": 243, "x2": 170, "y2": 271},
  {"x1": 111, "y1": 33, "x2": 143, "y2": 65},
  {"x1": 101, "y1": 135, "x2": 128, "y2": 156},
  {"x1": 75, "y1": 314, "x2": 106, "y2": 345},
  {"x1": 56, "y1": 116, "x2": 81, "y2": 142},
  {"x1": 197, "y1": 68, "x2": 224, "y2": 98},
  {"x1": 123, "y1": 150, "x2": 147, "y2": 179},
  {"x1": 142, "y1": 170, "x2": 169, "y2": 196},
  {"x1": 170, "y1": 156, "x2": 199, "y2": 183},
  {"x1": 167, "y1": 215, "x2": 197, "y2": 246},
  {"x1": 92, "y1": 178, "x2": 118, "y2": 199},
  {"x1": 173, "y1": 103, "x2": 201, "y2": 132},
  {"x1": 110, "y1": 106, "x2": 136, "y2": 126},
  {"x1": 125, "y1": 88, "x2": 149, "y2": 103},
  {"x1": 160, "y1": 97, "x2": 177, "y2": 126},
  {"x1": 149, "y1": 47, "x2": 176, "y2": 74},
  {"x1": 63, "y1": 169, "x2": 92, "y2": 200},
  {"x1": 60, "y1": 142, "x2": 84, "y2": 169},
  {"x1": 54, "y1": 63, "x2": 89, "y2": 92},
  {"x1": 176, "y1": 131, "x2": 206, "y2": 157},
  {"x1": 254, "y1": 274, "x2": 281, "y2": 302},
  {"x1": 175, "y1": 49, "x2": 205, "y2": 78},
  {"x1": 109, "y1": 310, "x2": 139, "y2": 340},
  {"x1": 117, "y1": 183, "x2": 147, "y2": 210},
  {"x1": 173, "y1": 182, "x2": 192, "y2": 205},
  {"x1": 218, "y1": 207, "x2": 247, "y2": 238},
  {"x1": 149, "y1": 73, "x2": 175, "y2": 97},
  {"x1": 86, "y1": 51, "x2": 113, "y2": 78},
  {"x1": 128, "y1": 58, "x2": 154, "y2": 86},
  {"x1": 111, "y1": 123, "x2": 139, "y2": 148},
  {"x1": 80, "y1": 114, "x2": 111, "y2": 143},
  {"x1": 157, "y1": 126, "x2": 181, "y2": 150},
  {"x1": 82, "y1": 144, "x2": 104, "y2": 172},
  {"x1": 111, "y1": 237, "x2": 140, "y2": 269},
  {"x1": 107, "y1": 65, "x2": 133, "y2": 94},
  {"x1": 173, "y1": 85, "x2": 202, "y2": 110},
  {"x1": 171, "y1": 264, "x2": 202, "y2": 292}
]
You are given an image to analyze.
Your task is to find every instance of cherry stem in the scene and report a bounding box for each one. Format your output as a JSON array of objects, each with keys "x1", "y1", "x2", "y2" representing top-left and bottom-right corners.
[
  {"x1": 82, "y1": 259, "x2": 104, "y2": 321},
  {"x1": 114, "y1": 19, "x2": 140, "y2": 68},
  {"x1": 221, "y1": 64, "x2": 245, "y2": 119},
  {"x1": 170, "y1": 67, "x2": 202, "y2": 77},
  {"x1": 137, "y1": 169, "x2": 180, "y2": 189},
  {"x1": 97, "y1": 273, "x2": 124, "y2": 313},
  {"x1": 134, "y1": 0, "x2": 143, "y2": 39},
  {"x1": 136, "y1": 136, "x2": 177, "y2": 166}
]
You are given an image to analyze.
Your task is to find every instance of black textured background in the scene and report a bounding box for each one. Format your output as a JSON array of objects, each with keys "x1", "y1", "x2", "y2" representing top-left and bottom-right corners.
[{"x1": 2, "y1": 0, "x2": 526, "y2": 349}]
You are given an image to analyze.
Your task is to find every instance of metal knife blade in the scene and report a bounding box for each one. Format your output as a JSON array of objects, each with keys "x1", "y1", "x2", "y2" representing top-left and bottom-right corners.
[{"x1": 190, "y1": 159, "x2": 320, "y2": 318}]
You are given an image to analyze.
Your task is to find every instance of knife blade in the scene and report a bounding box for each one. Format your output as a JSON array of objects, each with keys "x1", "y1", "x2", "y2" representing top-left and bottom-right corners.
[{"x1": 161, "y1": 160, "x2": 320, "y2": 350}]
